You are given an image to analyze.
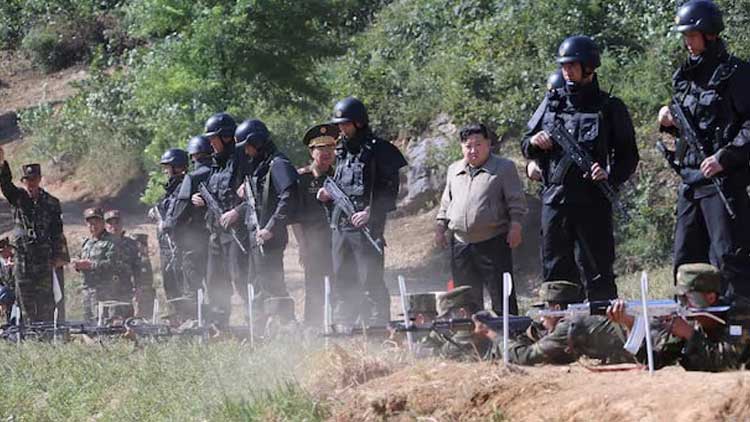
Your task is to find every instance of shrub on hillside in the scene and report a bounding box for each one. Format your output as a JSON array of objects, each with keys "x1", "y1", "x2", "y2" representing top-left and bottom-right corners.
[{"x1": 21, "y1": 16, "x2": 101, "y2": 72}]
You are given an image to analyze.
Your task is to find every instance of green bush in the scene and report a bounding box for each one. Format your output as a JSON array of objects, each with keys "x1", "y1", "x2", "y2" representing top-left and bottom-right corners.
[{"x1": 21, "y1": 16, "x2": 98, "y2": 72}]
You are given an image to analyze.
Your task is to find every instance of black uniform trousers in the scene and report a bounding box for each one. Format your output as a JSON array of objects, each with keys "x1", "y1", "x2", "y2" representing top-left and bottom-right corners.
[
  {"x1": 246, "y1": 245, "x2": 289, "y2": 300},
  {"x1": 331, "y1": 228, "x2": 389, "y2": 325},
  {"x1": 450, "y1": 233, "x2": 518, "y2": 315},
  {"x1": 673, "y1": 187, "x2": 750, "y2": 295},
  {"x1": 541, "y1": 202, "x2": 617, "y2": 301},
  {"x1": 301, "y1": 227, "x2": 333, "y2": 327},
  {"x1": 206, "y1": 233, "x2": 248, "y2": 325}
]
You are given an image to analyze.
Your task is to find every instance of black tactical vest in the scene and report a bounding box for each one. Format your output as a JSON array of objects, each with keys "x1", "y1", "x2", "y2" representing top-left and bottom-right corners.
[
  {"x1": 333, "y1": 137, "x2": 375, "y2": 213},
  {"x1": 673, "y1": 57, "x2": 740, "y2": 169}
]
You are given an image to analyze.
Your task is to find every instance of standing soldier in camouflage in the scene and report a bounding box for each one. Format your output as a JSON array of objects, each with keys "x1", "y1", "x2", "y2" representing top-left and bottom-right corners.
[
  {"x1": 191, "y1": 113, "x2": 248, "y2": 326},
  {"x1": 0, "y1": 148, "x2": 69, "y2": 323},
  {"x1": 105, "y1": 210, "x2": 155, "y2": 318},
  {"x1": 152, "y1": 149, "x2": 189, "y2": 304},
  {"x1": 74, "y1": 208, "x2": 130, "y2": 322},
  {"x1": 168, "y1": 136, "x2": 212, "y2": 318},
  {"x1": 292, "y1": 124, "x2": 337, "y2": 327},
  {"x1": 317, "y1": 97, "x2": 408, "y2": 327},
  {"x1": 235, "y1": 119, "x2": 299, "y2": 321}
]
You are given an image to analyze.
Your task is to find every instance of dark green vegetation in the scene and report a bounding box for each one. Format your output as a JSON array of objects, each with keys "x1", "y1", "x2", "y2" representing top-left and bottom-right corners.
[{"x1": 4, "y1": 0, "x2": 750, "y2": 268}]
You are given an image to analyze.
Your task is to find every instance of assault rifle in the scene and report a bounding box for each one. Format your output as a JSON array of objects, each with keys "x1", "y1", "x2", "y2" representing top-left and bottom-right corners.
[
  {"x1": 548, "y1": 120, "x2": 630, "y2": 220},
  {"x1": 198, "y1": 182, "x2": 248, "y2": 254},
  {"x1": 323, "y1": 177, "x2": 383, "y2": 255},
  {"x1": 151, "y1": 205, "x2": 178, "y2": 273},
  {"x1": 243, "y1": 176, "x2": 264, "y2": 256},
  {"x1": 322, "y1": 315, "x2": 533, "y2": 337},
  {"x1": 527, "y1": 299, "x2": 729, "y2": 354},
  {"x1": 669, "y1": 100, "x2": 736, "y2": 219}
]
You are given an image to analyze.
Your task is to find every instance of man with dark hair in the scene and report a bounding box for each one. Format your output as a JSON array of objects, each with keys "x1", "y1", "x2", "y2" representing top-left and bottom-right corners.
[
  {"x1": 317, "y1": 96, "x2": 407, "y2": 327},
  {"x1": 656, "y1": 1, "x2": 750, "y2": 294},
  {"x1": 74, "y1": 208, "x2": 129, "y2": 322},
  {"x1": 436, "y1": 123, "x2": 527, "y2": 314},
  {"x1": 167, "y1": 135, "x2": 213, "y2": 318},
  {"x1": 477, "y1": 281, "x2": 632, "y2": 365},
  {"x1": 191, "y1": 113, "x2": 249, "y2": 326},
  {"x1": 0, "y1": 148, "x2": 69, "y2": 323},
  {"x1": 521, "y1": 35, "x2": 639, "y2": 301},
  {"x1": 105, "y1": 210, "x2": 154, "y2": 318},
  {"x1": 236, "y1": 118, "x2": 299, "y2": 322}
]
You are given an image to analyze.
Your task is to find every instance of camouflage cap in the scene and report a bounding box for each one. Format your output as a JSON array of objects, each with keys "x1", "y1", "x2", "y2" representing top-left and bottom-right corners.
[
  {"x1": 83, "y1": 207, "x2": 105, "y2": 221},
  {"x1": 406, "y1": 293, "x2": 437, "y2": 316},
  {"x1": 676, "y1": 263, "x2": 721, "y2": 295},
  {"x1": 20, "y1": 163, "x2": 41, "y2": 180},
  {"x1": 538, "y1": 281, "x2": 581, "y2": 305},
  {"x1": 436, "y1": 286, "x2": 476, "y2": 318},
  {"x1": 303, "y1": 124, "x2": 339, "y2": 148},
  {"x1": 104, "y1": 209, "x2": 122, "y2": 222}
]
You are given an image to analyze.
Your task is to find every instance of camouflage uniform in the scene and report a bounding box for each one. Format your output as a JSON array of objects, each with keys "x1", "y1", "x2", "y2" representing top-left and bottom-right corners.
[
  {"x1": 78, "y1": 209, "x2": 130, "y2": 321},
  {"x1": 505, "y1": 281, "x2": 632, "y2": 365},
  {"x1": 418, "y1": 286, "x2": 491, "y2": 360},
  {"x1": 0, "y1": 163, "x2": 69, "y2": 322},
  {"x1": 637, "y1": 264, "x2": 750, "y2": 372},
  {"x1": 105, "y1": 209, "x2": 155, "y2": 318}
]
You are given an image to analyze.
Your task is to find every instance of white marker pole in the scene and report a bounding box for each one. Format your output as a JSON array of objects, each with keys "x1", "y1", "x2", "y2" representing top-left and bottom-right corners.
[
  {"x1": 398, "y1": 275, "x2": 413, "y2": 353},
  {"x1": 247, "y1": 284, "x2": 255, "y2": 348},
  {"x1": 323, "y1": 276, "x2": 331, "y2": 335},
  {"x1": 152, "y1": 298, "x2": 159, "y2": 324},
  {"x1": 502, "y1": 273, "x2": 512, "y2": 366},
  {"x1": 197, "y1": 289, "x2": 204, "y2": 328},
  {"x1": 97, "y1": 302, "x2": 104, "y2": 327},
  {"x1": 640, "y1": 271, "x2": 655, "y2": 375},
  {"x1": 53, "y1": 307, "x2": 59, "y2": 345}
]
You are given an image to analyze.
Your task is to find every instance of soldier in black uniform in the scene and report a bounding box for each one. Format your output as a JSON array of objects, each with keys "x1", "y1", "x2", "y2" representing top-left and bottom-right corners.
[
  {"x1": 318, "y1": 97, "x2": 407, "y2": 326},
  {"x1": 167, "y1": 135, "x2": 212, "y2": 318},
  {"x1": 191, "y1": 113, "x2": 248, "y2": 325},
  {"x1": 521, "y1": 36, "x2": 639, "y2": 301},
  {"x1": 152, "y1": 148, "x2": 189, "y2": 304},
  {"x1": 292, "y1": 123, "x2": 338, "y2": 326},
  {"x1": 235, "y1": 119, "x2": 298, "y2": 321},
  {"x1": 656, "y1": 0, "x2": 750, "y2": 295}
]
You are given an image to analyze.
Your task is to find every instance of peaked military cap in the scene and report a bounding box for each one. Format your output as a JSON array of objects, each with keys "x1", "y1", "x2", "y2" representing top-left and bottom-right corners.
[
  {"x1": 537, "y1": 281, "x2": 581, "y2": 305},
  {"x1": 104, "y1": 209, "x2": 121, "y2": 222},
  {"x1": 20, "y1": 163, "x2": 41, "y2": 180},
  {"x1": 303, "y1": 124, "x2": 339, "y2": 148},
  {"x1": 436, "y1": 286, "x2": 475, "y2": 318},
  {"x1": 676, "y1": 263, "x2": 721, "y2": 295},
  {"x1": 83, "y1": 207, "x2": 105, "y2": 220}
]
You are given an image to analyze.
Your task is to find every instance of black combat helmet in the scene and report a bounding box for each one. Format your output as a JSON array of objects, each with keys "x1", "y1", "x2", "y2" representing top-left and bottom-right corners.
[
  {"x1": 203, "y1": 112, "x2": 237, "y2": 139},
  {"x1": 673, "y1": 0, "x2": 724, "y2": 35},
  {"x1": 547, "y1": 69, "x2": 565, "y2": 91},
  {"x1": 235, "y1": 119, "x2": 271, "y2": 149},
  {"x1": 187, "y1": 135, "x2": 212, "y2": 155},
  {"x1": 160, "y1": 148, "x2": 189, "y2": 168},
  {"x1": 331, "y1": 96, "x2": 369, "y2": 127},
  {"x1": 557, "y1": 35, "x2": 601, "y2": 69}
]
